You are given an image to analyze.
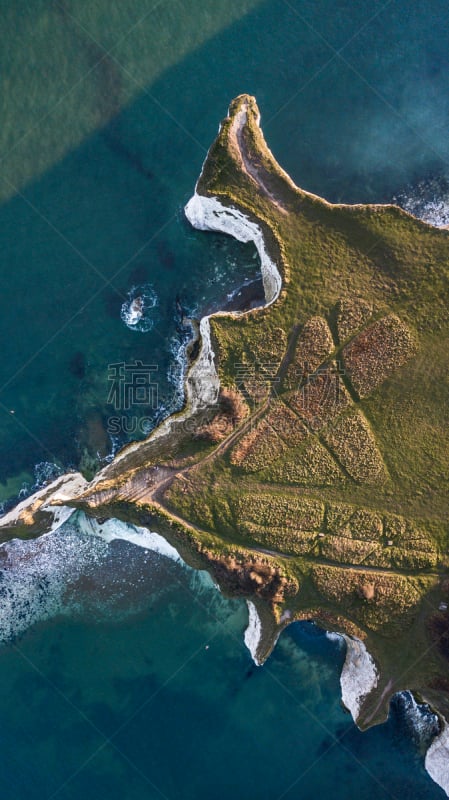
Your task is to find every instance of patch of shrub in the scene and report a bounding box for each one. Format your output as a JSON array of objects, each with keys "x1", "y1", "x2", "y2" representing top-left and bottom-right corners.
[{"x1": 342, "y1": 313, "x2": 416, "y2": 398}]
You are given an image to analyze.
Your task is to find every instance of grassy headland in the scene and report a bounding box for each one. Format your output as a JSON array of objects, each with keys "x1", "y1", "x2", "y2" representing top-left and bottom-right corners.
[{"x1": 3, "y1": 94, "x2": 449, "y2": 730}]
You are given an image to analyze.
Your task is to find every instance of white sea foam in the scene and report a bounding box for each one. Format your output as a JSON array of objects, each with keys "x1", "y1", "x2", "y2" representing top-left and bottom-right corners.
[
  {"x1": 120, "y1": 284, "x2": 158, "y2": 332},
  {"x1": 34, "y1": 461, "x2": 64, "y2": 487},
  {"x1": 103, "y1": 434, "x2": 122, "y2": 463},
  {"x1": 426, "y1": 722, "x2": 449, "y2": 797},
  {"x1": 0, "y1": 462, "x2": 65, "y2": 511},
  {"x1": 325, "y1": 630, "x2": 345, "y2": 645},
  {"x1": 393, "y1": 177, "x2": 449, "y2": 228},
  {"x1": 184, "y1": 192, "x2": 282, "y2": 306},
  {"x1": 244, "y1": 600, "x2": 263, "y2": 665},
  {"x1": 104, "y1": 308, "x2": 220, "y2": 472},
  {"x1": 394, "y1": 690, "x2": 440, "y2": 747},
  {"x1": 340, "y1": 635, "x2": 378, "y2": 722},
  {"x1": 0, "y1": 512, "x2": 186, "y2": 644},
  {"x1": 0, "y1": 520, "x2": 109, "y2": 642},
  {"x1": 399, "y1": 196, "x2": 449, "y2": 228},
  {"x1": 167, "y1": 333, "x2": 190, "y2": 412},
  {"x1": 0, "y1": 510, "x2": 244, "y2": 648}
]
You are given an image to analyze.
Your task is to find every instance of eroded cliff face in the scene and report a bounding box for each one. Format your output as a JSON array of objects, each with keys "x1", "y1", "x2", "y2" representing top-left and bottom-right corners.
[
  {"x1": 0, "y1": 472, "x2": 88, "y2": 540},
  {"x1": 198, "y1": 549, "x2": 298, "y2": 606}
]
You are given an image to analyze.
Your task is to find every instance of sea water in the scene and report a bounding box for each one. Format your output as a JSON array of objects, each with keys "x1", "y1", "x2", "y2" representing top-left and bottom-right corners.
[{"x1": 0, "y1": 1, "x2": 448, "y2": 796}]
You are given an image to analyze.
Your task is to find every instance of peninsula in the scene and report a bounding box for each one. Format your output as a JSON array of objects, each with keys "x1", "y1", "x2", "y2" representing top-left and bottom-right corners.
[{"x1": 2, "y1": 95, "x2": 449, "y2": 791}]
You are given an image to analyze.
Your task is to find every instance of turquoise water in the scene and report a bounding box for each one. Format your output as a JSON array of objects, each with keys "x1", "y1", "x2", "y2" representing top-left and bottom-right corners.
[{"x1": 1, "y1": 1, "x2": 449, "y2": 796}]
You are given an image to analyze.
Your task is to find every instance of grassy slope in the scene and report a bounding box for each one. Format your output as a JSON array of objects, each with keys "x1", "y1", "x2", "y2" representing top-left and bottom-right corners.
[{"x1": 195, "y1": 97, "x2": 449, "y2": 528}]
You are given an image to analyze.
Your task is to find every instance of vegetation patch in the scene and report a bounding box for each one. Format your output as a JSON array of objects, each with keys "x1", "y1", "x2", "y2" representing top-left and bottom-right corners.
[
  {"x1": 283, "y1": 316, "x2": 335, "y2": 390},
  {"x1": 320, "y1": 535, "x2": 378, "y2": 565},
  {"x1": 239, "y1": 520, "x2": 318, "y2": 556},
  {"x1": 335, "y1": 296, "x2": 374, "y2": 343},
  {"x1": 286, "y1": 362, "x2": 351, "y2": 431},
  {"x1": 367, "y1": 546, "x2": 437, "y2": 570},
  {"x1": 326, "y1": 504, "x2": 383, "y2": 539},
  {"x1": 321, "y1": 408, "x2": 387, "y2": 484},
  {"x1": 201, "y1": 546, "x2": 299, "y2": 604},
  {"x1": 321, "y1": 503, "x2": 438, "y2": 569},
  {"x1": 229, "y1": 418, "x2": 286, "y2": 471},
  {"x1": 195, "y1": 388, "x2": 249, "y2": 443},
  {"x1": 263, "y1": 400, "x2": 309, "y2": 445},
  {"x1": 266, "y1": 437, "x2": 346, "y2": 486},
  {"x1": 311, "y1": 565, "x2": 424, "y2": 633},
  {"x1": 383, "y1": 512, "x2": 435, "y2": 551},
  {"x1": 235, "y1": 492, "x2": 324, "y2": 532},
  {"x1": 211, "y1": 318, "x2": 287, "y2": 405},
  {"x1": 342, "y1": 313, "x2": 417, "y2": 398}
]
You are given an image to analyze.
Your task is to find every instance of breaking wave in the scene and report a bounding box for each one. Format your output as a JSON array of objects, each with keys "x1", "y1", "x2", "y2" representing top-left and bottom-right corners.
[
  {"x1": 0, "y1": 519, "x2": 109, "y2": 642},
  {"x1": 0, "y1": 512, "x2": 188, "y2": 644},
  {"x1": 120, "y1": 283, "x2": 158, "y2": 331},
  {"x1": 392, "y1": 691, "x2": 440, "y2": 751},
  {"x1": 393, "y1": 176, "x2": 449, "y2": 228},
  {"x1": 0, "y1": 511, "x2": 239, "y2": 646}
]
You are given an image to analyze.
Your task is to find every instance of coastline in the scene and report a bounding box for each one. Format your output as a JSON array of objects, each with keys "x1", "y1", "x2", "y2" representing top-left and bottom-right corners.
[
  {"x1": 0, "y1": 172, "x2": 284, "y2": 522},
  {"x1": 0, "y1": 94, "x2": 447, "y2": 796},
  {"x1": 0, "y1": 471, "x2": 87, "y2": 538},
  {"x1": 425, "y1": 722, "x2": 449, "y2": 796},
  {"x1": 86, "y1": 171, "x2": 283, "y2": 482},
  {"x1": 339, "y1": 635, "x2": 379, "y2": 723},
  {"x1": 244, "y1": 600, "x2": 263, "y2": 664},
  {"x1": 184, "y1": 192, "x2": 282, "y2": 307}
]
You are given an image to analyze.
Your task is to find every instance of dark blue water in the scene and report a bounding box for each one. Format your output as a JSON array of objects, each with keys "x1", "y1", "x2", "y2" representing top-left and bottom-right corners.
[{"x1": 1, "y1": 1, "x2": 448, "y2": 796}]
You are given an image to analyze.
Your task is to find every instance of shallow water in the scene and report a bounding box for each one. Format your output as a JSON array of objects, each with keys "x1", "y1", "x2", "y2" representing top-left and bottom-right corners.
[{"x1": 1, "y1": 2, "x2": 449, "y2": 796}]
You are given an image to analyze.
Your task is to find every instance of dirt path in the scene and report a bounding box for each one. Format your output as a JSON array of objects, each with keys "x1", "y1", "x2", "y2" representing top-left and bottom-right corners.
[{"x1": 229, "y1": 103, "x2": 289, "y2": 214}]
